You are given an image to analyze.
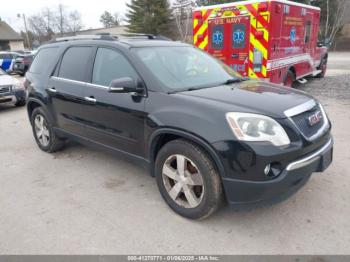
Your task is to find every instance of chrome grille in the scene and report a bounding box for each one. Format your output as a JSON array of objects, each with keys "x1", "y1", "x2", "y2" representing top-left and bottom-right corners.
[
  {"x1": 290, "y1": 104, "x2": 326, "y2": 139},
  {"x1": 0, "y1": 85, "x2": 11, "y2": 94}
]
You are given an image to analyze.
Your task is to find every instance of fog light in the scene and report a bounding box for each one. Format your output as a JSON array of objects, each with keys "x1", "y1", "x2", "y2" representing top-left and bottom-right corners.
[{"x1": 264, "y1": 164, "x2": 271, "y2": 175}]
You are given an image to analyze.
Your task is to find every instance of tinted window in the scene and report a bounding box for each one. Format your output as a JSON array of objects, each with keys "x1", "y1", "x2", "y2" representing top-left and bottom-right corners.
[
  {"x1": 92, "y1": 48, "x2": 138, "y2": 86},
  {"x1": 211, "y1": 25, "x2": 224, "y2": 50},
  {"x1": 29, "y1": 48, "x2": 58, "y2": 74},
  {"x1": 232, "y1": 24, "x2": 246, "y2": 49},
  {"x1": 304, "y1": 21, "x2": 311, "y2": 44},
  {"x1": 59, "y1": 47, "x2": 92, "y2": 82}
]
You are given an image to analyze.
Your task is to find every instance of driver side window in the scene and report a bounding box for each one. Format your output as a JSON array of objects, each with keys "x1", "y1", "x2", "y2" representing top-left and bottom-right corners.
[{"x1": 92, "y1": 48, "x2": 138, "y2": 87}]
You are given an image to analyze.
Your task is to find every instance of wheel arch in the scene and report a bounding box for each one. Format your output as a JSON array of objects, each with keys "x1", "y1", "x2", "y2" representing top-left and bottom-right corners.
[
  {"x1": 148, "y1": 128, "x2": 226, "y2": 178},
  {"x1": 27, "y1": 98, "x2": 45, "y2": 119}
]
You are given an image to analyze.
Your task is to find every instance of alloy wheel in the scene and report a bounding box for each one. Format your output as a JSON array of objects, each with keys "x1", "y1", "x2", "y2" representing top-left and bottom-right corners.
[
  {"x1": 162, "y1": 154, "x2": 204, "y2": 208},
  {"x1": 34, "y1": 114, "x2": 50, "y2": 147}
]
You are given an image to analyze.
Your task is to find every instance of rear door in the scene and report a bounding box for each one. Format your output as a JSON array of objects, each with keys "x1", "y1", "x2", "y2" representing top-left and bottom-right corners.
[
  {"x1": 48, "y1": 46, "x2": 94, "y2": 136},
  {"x1": 208, "y1": 15, "x2": 251, "y2": 77}
]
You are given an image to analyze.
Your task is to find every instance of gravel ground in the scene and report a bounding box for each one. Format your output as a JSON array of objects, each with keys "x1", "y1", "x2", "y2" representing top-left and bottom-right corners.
[{"x1": 0, "y1": 52, "x2": 349, "y2": 255}]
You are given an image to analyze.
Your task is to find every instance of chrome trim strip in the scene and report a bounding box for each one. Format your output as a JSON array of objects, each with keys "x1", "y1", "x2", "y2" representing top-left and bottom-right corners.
[
  {"x1": 286, "y1": 138, "x2": 332, "y2": 171},
  {"x1": 284, "y1": 99, "x2": 316, "y2": 117},
  {"x1": 86, "y1": 82, "x2": 109, "y2": 90},
  {"x1": 51, "y1": 76, "x2": 86, "y2": 85},
  {"x1": 51, "y1": 76, "x2": 109, "y2": 90}
]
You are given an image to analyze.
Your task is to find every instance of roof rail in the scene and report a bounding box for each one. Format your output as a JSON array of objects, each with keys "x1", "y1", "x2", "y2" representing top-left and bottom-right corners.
[
  {"x1": 50, "y1": 34, "x2": 116, "y2": 43},
  {"x1": 49, "y1": 33, "x2": 172, "y2": 43},
  {"x1": 109, "y1": 33, "x2": 172, "y2": 41}
]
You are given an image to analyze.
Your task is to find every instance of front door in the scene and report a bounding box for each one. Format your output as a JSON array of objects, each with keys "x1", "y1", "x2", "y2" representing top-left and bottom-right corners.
[
  {"x1": 80, "y1": 47, "x2": 146, "y2": 157},
  {"x1": 208, "y1": 15, "x2": 251, "y2": 77}
]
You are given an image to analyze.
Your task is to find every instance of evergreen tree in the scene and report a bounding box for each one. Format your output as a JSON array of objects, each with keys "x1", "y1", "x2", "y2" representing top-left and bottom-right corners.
[
  {"x1": 100, "y1": 11, "x2": 120, "y2": 28},
  {"x1": 126, "y1": 0, "x2": 173, "y2": 36}
]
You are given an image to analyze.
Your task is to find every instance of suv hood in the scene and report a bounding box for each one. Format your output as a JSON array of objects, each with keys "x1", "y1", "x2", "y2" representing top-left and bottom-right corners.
[
  {"x1": 0, "y1": 74, "x2": 19, "y2": 86},
  {"x1": 177, "y1": 80, "x2": 313, "y2": 119}
]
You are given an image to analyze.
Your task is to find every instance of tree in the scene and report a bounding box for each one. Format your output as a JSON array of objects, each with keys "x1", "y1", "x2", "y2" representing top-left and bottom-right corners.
[
  {"x1": 173, "y1": 0, "x2": 195, "y2": 41},
  {"x1": 100, "y1": 11, "x2": 120, "y2": 28},
  {"x1": 126, "y1": 0, "x2": 173, "y2": 36},
  {"x1": 28, "y1": 5, "x2": 84, "y2": 43},
  {"x1": 68, "y1": 10, "x2": 83, "y2": 33}
]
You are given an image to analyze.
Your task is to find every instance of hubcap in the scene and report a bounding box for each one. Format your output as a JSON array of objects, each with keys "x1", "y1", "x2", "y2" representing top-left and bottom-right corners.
[
  {"x1": 162, "y1": 154, "x2": 204, "y2": 208},
  {"x1": 34, "y1": 114, "x2": 50, "y2": 147}
]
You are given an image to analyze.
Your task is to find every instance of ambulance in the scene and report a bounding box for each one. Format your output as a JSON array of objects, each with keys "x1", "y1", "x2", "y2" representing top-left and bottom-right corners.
[{"x1": 193, "y1": 0, "x2": 328, "y2": 87}]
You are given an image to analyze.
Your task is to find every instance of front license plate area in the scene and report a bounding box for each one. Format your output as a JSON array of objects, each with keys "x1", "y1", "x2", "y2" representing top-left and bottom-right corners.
[{"x1": 319, "y1": 147, "x2": 333, "y2": 172}]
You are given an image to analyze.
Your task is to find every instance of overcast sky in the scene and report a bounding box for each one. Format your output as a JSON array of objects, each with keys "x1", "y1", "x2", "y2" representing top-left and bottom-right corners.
[{"x1": 0, "y1": 0, "x2": 130, "y2": 32}]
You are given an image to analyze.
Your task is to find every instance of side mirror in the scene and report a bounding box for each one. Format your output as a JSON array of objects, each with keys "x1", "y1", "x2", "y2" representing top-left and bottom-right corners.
[{"x1": 108, "y1": 77, "x2": 143, "y2": 94}]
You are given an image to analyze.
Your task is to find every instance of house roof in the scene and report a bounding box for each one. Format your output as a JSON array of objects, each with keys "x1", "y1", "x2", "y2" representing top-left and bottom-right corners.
[{"x1": 0, "y1": 21, "x2": 22, "y2": 41}]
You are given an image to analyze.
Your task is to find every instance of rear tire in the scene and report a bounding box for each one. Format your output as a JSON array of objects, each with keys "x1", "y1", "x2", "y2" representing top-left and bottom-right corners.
[
  {"x1": 316, "y1": 58, "x2": 327, "y2": 78},
  {"x1": 155, "y1": 139, "x2": 223, "y2": 220},
  {"x1": 284, "y1": 70, "x2": 295, "y2": 88},
  {"x1": 30, "y1": 107, "x2": 65, "y2": 153}
]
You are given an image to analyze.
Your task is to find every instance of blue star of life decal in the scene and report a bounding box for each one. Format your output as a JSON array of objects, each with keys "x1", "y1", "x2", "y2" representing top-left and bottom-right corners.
[
  {"x1": 290, "y1": 27, "x2": 296, "y2": 43},
  {"x1": 233, "y1": 29, "x2": 245, "y2": 44},
  {"x1": 213, "y1": 31, "x2": 223, "y2": 45}
]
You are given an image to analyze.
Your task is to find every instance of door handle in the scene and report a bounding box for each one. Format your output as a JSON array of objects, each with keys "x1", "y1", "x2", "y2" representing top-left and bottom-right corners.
[
  {"x1": 47, "y1": 87, "x2": 57, "y2": 93},
  {"x1": 84, "y1": 96, "x2": 97, "y2": 103}
]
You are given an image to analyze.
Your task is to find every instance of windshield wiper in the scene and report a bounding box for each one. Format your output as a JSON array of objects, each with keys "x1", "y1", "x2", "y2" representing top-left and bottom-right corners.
[{"x1": 224, "y1": 77, "x2": 249, "y2": 85}]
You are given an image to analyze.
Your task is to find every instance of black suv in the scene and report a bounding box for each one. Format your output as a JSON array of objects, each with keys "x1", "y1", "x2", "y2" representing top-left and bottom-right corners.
[{"x1": 26, "y1": 34, "x2": 333, "y2": 219}]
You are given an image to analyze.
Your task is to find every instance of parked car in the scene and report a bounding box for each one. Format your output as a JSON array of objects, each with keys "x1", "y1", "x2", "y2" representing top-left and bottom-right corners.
[
  {"x1": 25, "y1": 35, "x2": 333, "y2": 219},
  {"x1": 0, "y1": 51, "x2": 21, "y2": 73},
  {"x1": 0, "y1": 68, "x2": 26, "y2": 106},
  {"x1": 13, "y1": 55, "x2": 34, "y2": 76}
]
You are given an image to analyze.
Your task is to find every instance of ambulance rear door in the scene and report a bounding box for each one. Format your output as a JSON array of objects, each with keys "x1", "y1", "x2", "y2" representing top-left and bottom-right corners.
[{"x1": 208, "y1": 15, "x2": 251, "y2": 77}]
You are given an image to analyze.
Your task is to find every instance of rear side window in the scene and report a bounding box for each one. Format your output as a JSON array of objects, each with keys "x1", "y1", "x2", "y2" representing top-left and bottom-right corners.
[
  {"x1": 58, "y1": 47, "x2": 92, "y2": 82},
  {"x1": 92, "y1": 48, "x2": 138, "y2": 86},
  {"x1": 29, "y1": 48, "x2": 58, "y2": 74}
]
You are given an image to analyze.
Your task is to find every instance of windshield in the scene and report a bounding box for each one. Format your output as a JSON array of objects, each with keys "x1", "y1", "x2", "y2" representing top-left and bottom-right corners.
[{"x1": 133, "y1": 46, "x2": 242, "y2": 92}]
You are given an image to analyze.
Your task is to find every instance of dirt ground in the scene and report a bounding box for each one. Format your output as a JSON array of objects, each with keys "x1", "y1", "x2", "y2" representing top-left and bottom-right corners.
[{"x1": 0, "y1": 52, "x2": 349, "y2": 255}]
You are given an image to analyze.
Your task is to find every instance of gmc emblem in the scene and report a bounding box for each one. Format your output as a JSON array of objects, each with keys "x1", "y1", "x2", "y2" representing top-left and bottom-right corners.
[{"x1": 308, "y1": 111, "x2": 323, "y2": 126}]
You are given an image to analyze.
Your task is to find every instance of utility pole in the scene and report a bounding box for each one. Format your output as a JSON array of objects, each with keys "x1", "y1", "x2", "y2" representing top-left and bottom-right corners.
[{"x1": 17, "y1": 13, "x2": 31, "y2": 50}]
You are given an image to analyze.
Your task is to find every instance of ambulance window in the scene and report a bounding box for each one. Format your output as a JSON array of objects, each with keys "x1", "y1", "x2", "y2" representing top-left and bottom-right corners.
[
  {"x1": 232, "y1": 24, "x2": 246, "y2": 49},
  {"x1": 305, "y1": 21, "x2": 311, "y2": 43},
  {"x1": 211, "y1": 25, "x2": 224, "y2": 50}
]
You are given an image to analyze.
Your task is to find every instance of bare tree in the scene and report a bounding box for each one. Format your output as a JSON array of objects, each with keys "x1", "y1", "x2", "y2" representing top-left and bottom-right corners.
[
  {"x1": 173, "y1": 0, "x2": 196, "y2": 41},
  {"x1": 326, "y1": 0, "x2": 350, "y2": 44},
  {"x1": 55, "y1": 4, "x2": 67, "y2": 36},
  {"x1": 28, "y1": 15, "x2": 46, "y2": 38},
  {"x1": 68, "y1": 10, "x2": 83, "y2": 33}
]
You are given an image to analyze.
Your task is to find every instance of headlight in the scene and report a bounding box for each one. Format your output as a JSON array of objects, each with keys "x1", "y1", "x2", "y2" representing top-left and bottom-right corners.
[{"x1": 226, "y1": 112, "x2": 290, "y2": 146}]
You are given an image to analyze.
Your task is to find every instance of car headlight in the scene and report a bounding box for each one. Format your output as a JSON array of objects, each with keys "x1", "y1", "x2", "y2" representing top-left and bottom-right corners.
[{"x1": 226, "y1": 112, "x2": 290, "y2": 146}]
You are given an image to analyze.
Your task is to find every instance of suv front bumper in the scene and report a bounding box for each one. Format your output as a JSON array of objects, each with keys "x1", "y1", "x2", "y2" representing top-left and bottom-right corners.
[
  {"x1": 219, "y1": 137, "x2": 333, "y2": 209},
  {"x1": 0, "y1": 89, "x2": 26, "y2": 104}
]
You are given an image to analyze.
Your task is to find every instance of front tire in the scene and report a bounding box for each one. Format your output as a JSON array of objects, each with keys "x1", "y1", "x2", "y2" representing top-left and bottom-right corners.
[
  {"x1": 155, "y1": 139, "x2": 223, "y2": 220},
  {"x1": 15, "y1": 99, "x2": 26, "y2": 107},
  {"x1": 30, "y1": 107, "x2": 65, "y2": 153}
]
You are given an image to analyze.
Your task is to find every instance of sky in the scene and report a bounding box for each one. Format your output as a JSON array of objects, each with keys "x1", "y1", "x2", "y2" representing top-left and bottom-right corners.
[{"x1": 0, "y1": 0, "x2": 130, "y2": 32}]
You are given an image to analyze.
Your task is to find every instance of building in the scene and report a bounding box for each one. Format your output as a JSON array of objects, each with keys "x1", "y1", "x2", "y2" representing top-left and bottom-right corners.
[
  {"x1": 0, "y1": 21, "x2": 24, "y2": 51},
  {"x1": 75, "y1": 26, "x2": 127, "y2": 36},
  {"x1": 59, "y1": 25, "x2": 127, "y2": 38}
]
